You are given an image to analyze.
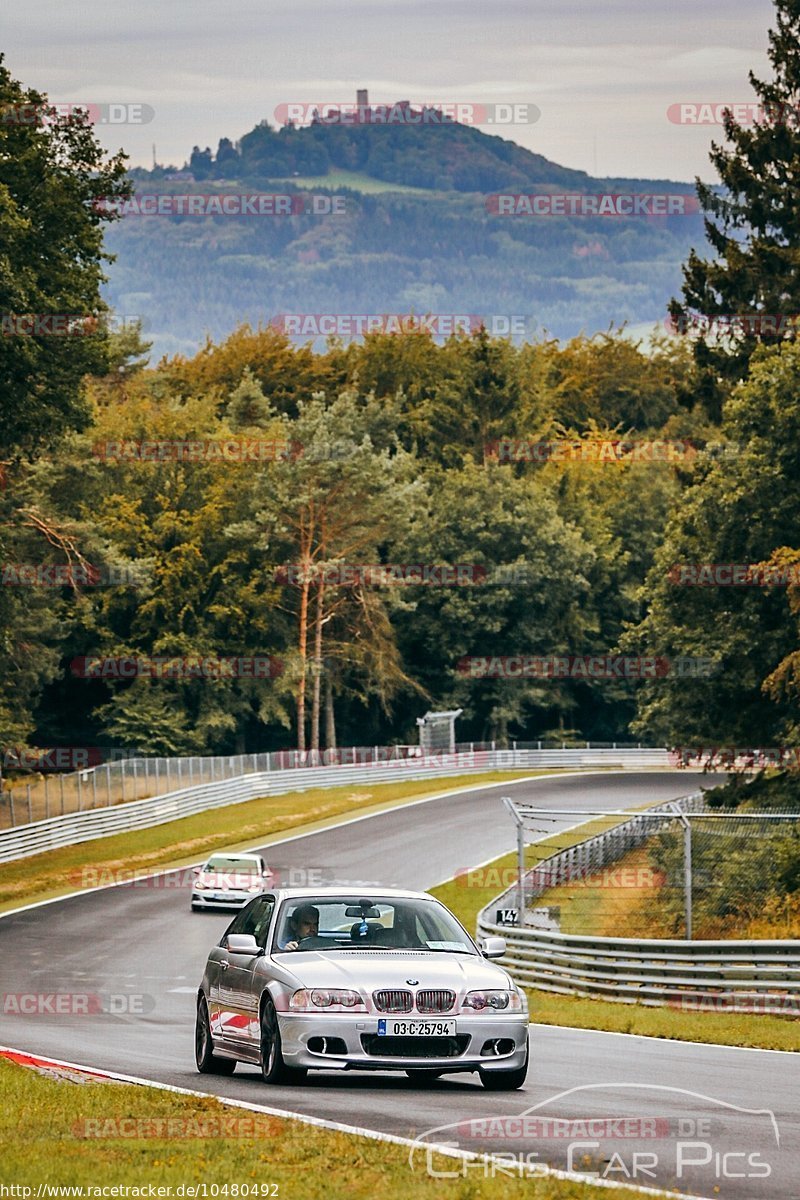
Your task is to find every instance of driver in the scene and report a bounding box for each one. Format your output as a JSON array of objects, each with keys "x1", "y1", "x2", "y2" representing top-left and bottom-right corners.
[{"x1": 280, "y1": 904, "x2": 320, "y2": 950}]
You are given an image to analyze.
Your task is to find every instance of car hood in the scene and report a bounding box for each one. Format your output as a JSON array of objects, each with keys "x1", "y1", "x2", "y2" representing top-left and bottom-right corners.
[
  {"x1": 280, "y1": 950, "x2": 513, "y2": 992},
  {"x1": 200, "y1": 873, "x2": 258, "y2": 888}
]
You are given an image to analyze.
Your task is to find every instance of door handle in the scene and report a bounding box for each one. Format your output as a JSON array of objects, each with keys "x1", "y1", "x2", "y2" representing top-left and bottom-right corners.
[{"x1": 219, "y1": 960, "x2": 229, "y2": 970}]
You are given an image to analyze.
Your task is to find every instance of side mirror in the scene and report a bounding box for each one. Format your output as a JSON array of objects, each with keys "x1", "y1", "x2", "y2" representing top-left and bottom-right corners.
[
  {"x1": 226, "y1": 933, "x2": 262, "y2": 956},
  {"x1": 481, "y1": 936, "x2": 507, "y2": 959}
]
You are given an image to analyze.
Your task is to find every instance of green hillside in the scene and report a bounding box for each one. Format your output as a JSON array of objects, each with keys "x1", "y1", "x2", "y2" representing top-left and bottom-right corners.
[{"x1": 109, "y1": 114, "x2": 705, "y2": 359}]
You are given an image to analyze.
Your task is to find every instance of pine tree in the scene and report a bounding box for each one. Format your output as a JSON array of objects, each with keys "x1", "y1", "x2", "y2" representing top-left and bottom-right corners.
[
  {"x1": 227, "y1": 368, "x2": 273, "y2": 429},
  {"x1": 670, "y1": 0, "x2": 800, "y2": 417}
]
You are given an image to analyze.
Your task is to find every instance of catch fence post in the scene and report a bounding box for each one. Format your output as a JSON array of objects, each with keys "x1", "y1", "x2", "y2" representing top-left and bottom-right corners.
[{"x1": 684, "y1": 819, "x2": 693, "y2": 940}]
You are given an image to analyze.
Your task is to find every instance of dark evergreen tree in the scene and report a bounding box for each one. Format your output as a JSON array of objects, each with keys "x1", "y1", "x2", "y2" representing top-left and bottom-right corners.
[{"x1": 670, "y1": 0, "x2": 800, "y2": 419}]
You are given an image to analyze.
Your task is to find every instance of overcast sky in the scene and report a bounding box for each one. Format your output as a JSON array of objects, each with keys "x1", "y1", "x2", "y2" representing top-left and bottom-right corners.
[{"x1": 3, "y1": 0, "x2": 778, "y2": 181}]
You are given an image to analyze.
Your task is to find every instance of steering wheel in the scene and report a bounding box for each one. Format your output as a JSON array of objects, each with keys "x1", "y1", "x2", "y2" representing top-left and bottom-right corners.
[{"x1": 296, "y1": 935, "x2": 328, "y2": 949}]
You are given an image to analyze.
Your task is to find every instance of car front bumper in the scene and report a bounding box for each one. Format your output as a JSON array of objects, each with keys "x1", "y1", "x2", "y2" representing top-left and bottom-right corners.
[
  {"x1": 191, "y1": 890, "x2": 257, "y2": 909},
  {"x1": 276, "y1": 1011, "x2": 529, "y2": 1073}
]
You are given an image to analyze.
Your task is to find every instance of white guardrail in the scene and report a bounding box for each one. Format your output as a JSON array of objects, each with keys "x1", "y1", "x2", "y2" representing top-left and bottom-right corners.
[
  {"x1": 477, "y1": 794, "x2": 800, "y2": 1010},
  {"x1": 0, "y1": 747, "x2": 669, "y2": 863}
]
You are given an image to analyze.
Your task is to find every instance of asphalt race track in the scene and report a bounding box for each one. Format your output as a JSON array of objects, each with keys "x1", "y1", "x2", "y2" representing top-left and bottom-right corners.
[{"x1": 1, "y1": 771, "x2": 797, "y2": 1200}]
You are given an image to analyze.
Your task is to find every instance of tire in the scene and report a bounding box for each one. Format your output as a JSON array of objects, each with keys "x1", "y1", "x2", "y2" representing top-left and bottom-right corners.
[
  {"x1": 479, "y1": 1041, "x2": 529, "y2": 1091},
  {"x1": 405, "y1": 1069, "x2": 445, "y2": 1083},
  {"x1": 195, "y1": 995, "x2": 236, "y2": 1075},
  {"x1": 260, "y1": 995, "x2": 307, "y2": 1085}
]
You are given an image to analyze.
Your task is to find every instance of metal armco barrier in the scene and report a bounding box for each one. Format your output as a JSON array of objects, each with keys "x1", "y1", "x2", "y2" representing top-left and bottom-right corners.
[
  {"x1": 477, "y1": 794, "x2": 800, "y2": 1011},
  {"x1": 477, "y1": 923, "x2": 800, "y2": 1012},
  {"x1": 0, "y1": 747, "x2": 669, "y2": 863}
]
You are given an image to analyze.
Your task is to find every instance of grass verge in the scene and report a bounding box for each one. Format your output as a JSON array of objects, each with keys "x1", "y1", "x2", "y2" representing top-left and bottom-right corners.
[
  {"x1": 429, "y1": 824, "x2": 800, "y2": 1053},
  {"x1": 533, "y1": 844, "x2": 673, "y2": 938},
  {"x1": 0, "y1": 1056, "x2": 655, "y2": 1200},
  {"x1": 0, "y1": 771, "x2": 538, "y2": 914}
]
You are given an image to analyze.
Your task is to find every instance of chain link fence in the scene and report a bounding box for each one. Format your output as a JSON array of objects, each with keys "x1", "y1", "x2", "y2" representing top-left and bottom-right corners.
[
  {"x1": 498, "y1": 796, "x2": 800, "y2": 940},
  {"x1": 0, "y1": 739, "x2": 652, "y2": 830}
]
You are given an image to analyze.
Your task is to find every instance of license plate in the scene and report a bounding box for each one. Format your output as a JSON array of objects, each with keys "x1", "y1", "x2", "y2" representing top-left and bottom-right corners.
[{"x1": 377, "y1": 1019, "x2": 456, "y2": 1037}]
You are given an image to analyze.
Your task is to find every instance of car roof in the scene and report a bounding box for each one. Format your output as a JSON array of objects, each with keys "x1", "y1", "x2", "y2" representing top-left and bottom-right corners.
[{"x1": 269, "y1": 886, "x2": 435, "y2": 901}]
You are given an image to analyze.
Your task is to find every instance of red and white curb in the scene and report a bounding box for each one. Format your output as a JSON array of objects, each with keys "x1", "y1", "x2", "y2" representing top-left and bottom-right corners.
[{"x1": 0, "y1": 1044, "x2": 712, "y2": 1200}]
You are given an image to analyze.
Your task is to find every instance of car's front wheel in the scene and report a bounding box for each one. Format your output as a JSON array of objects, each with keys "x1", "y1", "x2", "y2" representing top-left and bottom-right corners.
[
  {"x1": 195, "y1": 996, "x2": 236, "y2": 1075},
  {"x1": 260, "y1": 995, "x2": 307, "y2": 1085},
  {"x1": 479, "y1": 1041, "x2": 529, "y2": 1091}
]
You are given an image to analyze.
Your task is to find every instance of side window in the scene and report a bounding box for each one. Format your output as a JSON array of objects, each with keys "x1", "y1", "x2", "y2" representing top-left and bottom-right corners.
[
  {"x1": 252, "y1": 897, "x2": 276, "y2": 947},
  {"x1": 223, "y1": 896, "x2": 273, "y2": 942}
]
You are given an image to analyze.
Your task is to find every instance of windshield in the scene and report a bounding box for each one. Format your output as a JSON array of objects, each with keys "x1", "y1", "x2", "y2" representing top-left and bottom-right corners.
[
  {"x1": 272, "y1": 895, "x2": 477, "y2": 954},
  {"x1": 203, "y1": 855, "x2": 260, "y2": 874}
]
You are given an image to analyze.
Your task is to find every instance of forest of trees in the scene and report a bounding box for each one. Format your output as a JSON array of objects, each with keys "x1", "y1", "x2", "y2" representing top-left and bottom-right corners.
[
  {"x1": 2, "y1": 317, "x2": 710, "y2": 755},
  {"x1": 4, "y1": 0, "x2": 800, "y2": 766}
]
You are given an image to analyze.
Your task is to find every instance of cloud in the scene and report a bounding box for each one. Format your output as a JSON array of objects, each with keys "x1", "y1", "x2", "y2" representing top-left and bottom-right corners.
[{"x1": 2, "y1": 0, "x2": 776, "y2": 179}]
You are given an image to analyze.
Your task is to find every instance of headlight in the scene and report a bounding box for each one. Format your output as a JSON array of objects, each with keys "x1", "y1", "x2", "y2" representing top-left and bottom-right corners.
[
  {"x1": 194, "y1": 880, "x2": 207, "y2": 891},
  {"x1": 289, "y1": 989, "x2": 366, "y2": 1010},
  {"x1": 462, "y1": 990, "x2": 522, "y2": 1011},
  {"x1": 247, "y1": 882, "x2": 262, "y2": 892}
]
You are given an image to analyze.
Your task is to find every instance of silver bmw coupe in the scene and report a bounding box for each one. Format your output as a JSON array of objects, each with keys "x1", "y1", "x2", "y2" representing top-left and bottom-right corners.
[{"x1": 195, "y1": 887, "x2": 529, "y2": 1089}]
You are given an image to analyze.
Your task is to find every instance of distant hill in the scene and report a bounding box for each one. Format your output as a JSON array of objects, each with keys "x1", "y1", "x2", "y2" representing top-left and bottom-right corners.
[
  {"x1": 106, "y1": 108, "x2": 706, "y2": 360},
  {"x1": 174, "y1": 109, "x2": 594, "y2": 193}
]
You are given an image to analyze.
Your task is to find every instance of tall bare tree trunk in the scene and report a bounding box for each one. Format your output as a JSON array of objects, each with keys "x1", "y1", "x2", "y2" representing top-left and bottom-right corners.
[
  {"x1": 324, "y1": 663, "x2": 336, "y2": 751},
  {"x1": 310, "y1": 578, "x2": 325, "y2": 752},
  {"x1": 296, "y1": 572, "x2": 309, "y2": 752}
]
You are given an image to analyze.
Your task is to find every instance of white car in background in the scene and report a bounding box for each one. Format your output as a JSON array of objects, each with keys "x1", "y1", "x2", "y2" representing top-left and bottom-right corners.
[{"x1": 191, "y1": 852, "x2": 270, "y2": 911}]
